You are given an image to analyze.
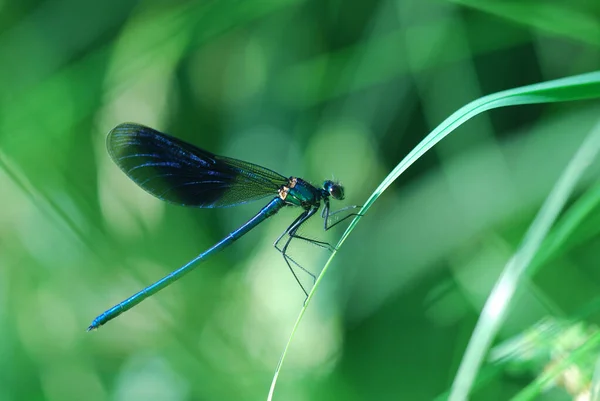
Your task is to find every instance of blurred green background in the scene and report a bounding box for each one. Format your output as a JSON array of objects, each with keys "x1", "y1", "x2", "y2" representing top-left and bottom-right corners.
[{"x1": 2, "y1": 0, "x2": 600, "y2": 400}]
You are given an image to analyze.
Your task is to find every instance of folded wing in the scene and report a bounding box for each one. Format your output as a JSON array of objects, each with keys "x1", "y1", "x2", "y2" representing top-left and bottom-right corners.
[{"x1": 107, "y1": 123, "x2": 289, "y2": 208}]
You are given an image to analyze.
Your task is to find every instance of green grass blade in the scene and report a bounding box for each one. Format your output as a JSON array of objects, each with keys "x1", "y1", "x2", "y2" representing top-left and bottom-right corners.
[
  {"x1": 449, "y1": 120, "x2": 600, "y2": 401},
  {"x1": 529, "y1": 179, "x2": 600, "y2": 277},
  {"x1": 268, "y1": 70, "x2": 600, "y2": 400}
]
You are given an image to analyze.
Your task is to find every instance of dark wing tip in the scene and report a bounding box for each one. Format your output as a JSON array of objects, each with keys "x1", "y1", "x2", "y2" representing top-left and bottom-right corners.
[
  {"x1": 106, "y1": 122, "x2": 165, "y2": 162},
  {"x1": 107, "y1": 122, "x2": 136, "y2": 154},
  {"x1": 107, "y1": 122, "x2": 150, "y2": 143}
]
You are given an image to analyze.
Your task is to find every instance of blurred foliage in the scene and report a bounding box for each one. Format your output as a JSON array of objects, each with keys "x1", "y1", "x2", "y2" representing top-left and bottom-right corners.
[
  {"x1": 490, "y1": 318, "x2": 600, "y2": 400},
  {"x1": 1, "y1": 0, "x2": 600, "y2": 400}
]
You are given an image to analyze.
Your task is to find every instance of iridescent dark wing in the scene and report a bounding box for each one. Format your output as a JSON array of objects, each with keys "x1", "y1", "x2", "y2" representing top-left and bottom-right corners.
[{"x1": 107, "y1": 123, "x2": 289, "y2": 208}]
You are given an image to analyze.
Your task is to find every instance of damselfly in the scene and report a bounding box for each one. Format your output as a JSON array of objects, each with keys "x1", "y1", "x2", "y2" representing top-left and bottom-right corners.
[{"x1": 88, "y1": 123, "x2": 359, "y2": 330}]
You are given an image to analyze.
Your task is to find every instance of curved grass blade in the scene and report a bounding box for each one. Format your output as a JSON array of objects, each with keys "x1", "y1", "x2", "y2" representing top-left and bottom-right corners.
[
  {"x1": 448, "y1": 121, "x2": 600, "y2": 400},
  {"x1": 528, "y1": 179, "x2": 600, "y2": 277},
  {"x1": 268, "y1": 70, "x2": 600, "y2": 400}
]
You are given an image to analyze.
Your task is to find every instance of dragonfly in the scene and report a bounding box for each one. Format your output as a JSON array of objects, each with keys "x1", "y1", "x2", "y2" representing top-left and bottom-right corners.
[{"x1": 88, "y1": 123, "x2": 360, "y2": 330}]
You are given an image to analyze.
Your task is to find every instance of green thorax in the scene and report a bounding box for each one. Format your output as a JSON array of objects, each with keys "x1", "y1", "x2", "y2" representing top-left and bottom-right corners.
[{"x1": 282, "y1": 177, "x2": 322, "y2": 208}]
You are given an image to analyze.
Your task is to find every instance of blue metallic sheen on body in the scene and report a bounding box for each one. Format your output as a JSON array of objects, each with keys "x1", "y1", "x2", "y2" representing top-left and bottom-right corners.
[{"x1": 88, "y1": 197, "x2": 285, "y2": 330}]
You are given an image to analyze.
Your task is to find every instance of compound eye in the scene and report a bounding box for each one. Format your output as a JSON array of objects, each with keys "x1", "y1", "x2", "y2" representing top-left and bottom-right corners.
[{"x1": 329, "y1": 183, "x2": 345, "y2": 200}]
